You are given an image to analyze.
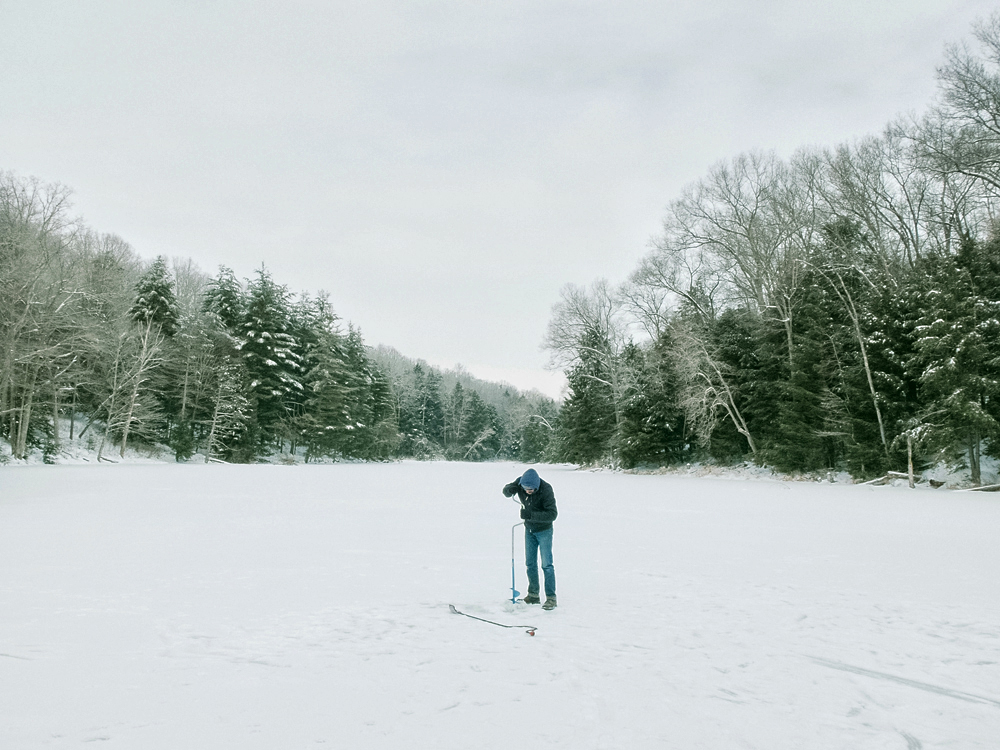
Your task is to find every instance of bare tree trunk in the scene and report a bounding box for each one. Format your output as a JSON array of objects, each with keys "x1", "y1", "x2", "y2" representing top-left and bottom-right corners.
[
  {"x1": 907, "y1": 435, "x2": 915, "y2": 489},
  {"x1": 15, "y1": 392, "x2": 32, "y2": 459},
  {"x1": 821, "y1": 268, "x2": 890, "y2": 455},
  {"x1": 0, "y1": 373, "x2": 9, "y2": 444},
  {"x1": 784, "y1": 315, "x2": 794, "y2": 374},
  {"x1": 180, "y1": 360, "x2": 191, "y2": 422},
  {"x1": 98, "y1": 398, "x2": 115, "y2": 461},
  {"x1": 119, "y1": 321, "x2": 161, "y2": 458},
  {"x1": 609, "y1": 361, "x2": 625, "y2": 445},
  {"x1": 69, "y1": 387, "x2": 76, "y2": 441},
  {"x1": 205, "y1": 400, "x2": 221, "y2": 462},
  {"x1": 119, "y1": 384, "x2": 141, "y2": 458},
  {"x1": 706, "y1": 362, "x2": 757, "y2": 456},
  {"x1": 52, "y1": 381, "x2": 60, "y2": 453},
  {"x1": 14, "y1": 367, "x2": 38, "y2": 459},
  {"x1": 675, "y1": 326, "x2": 757, "y2": 458},
  {"x1": 98, "y1": 339, "x2": 127, "y2": 461},
  {"x1": 970, "y1": 430, "x2": 982, "y2": 486},
  {"x1": 849, "y1": 308, "x2": 888, "y2": 454},
  {"x1": 462, "y1": 427, "x2": 495, "y2": 460}
]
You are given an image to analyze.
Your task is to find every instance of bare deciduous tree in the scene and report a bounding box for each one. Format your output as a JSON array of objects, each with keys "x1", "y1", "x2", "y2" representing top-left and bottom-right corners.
[
  {"x1": 914, "y1": 14, "x2": 1000, "y2": 195},
  {"x1": 670, "y1": 321, "x2": 756, "y2": 457},
  {"x1": 96, "y1": 320, "x2": 164, "y2": 460},
  {"x1": 648, "y1": 150, "x2": 826, "y2": 371}
]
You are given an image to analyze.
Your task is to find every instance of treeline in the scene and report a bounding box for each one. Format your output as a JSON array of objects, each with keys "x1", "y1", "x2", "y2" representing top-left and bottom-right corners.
[
  {"x1": 0, "y1": 184, "x2": 555, "y2": 463},
  {"x1": 544, "y1": 16, "x2": 1000, "y2": 482}
]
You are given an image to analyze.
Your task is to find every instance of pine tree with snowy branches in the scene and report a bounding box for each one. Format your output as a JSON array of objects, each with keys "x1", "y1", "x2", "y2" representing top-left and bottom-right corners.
[
  {"x1": 239, "y1": 266, "x2": 303, "y2": 450},
  {"x1": 907, "y1": 240, "x2": 1000, "y2": 484},
  {"x1": 293, "y1": 294, "x2": 354, "y2": 460},
  {"x1": 128, "y1": 256, "x2": 178, "y2": 337},
  {"x1": 203, "y1": 266, "x2": 245, "y2": 338}
]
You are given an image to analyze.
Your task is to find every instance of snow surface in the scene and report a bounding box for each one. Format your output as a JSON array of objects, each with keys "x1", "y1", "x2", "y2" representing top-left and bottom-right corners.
[{"x1": 1, "y1": 461, "x2": 999, "y2": 749}]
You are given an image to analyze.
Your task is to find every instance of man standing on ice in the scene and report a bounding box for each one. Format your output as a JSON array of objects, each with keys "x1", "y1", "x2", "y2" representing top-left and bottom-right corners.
[{"x1": 502, "y1": 468, "x2": 558, "y2": 609}]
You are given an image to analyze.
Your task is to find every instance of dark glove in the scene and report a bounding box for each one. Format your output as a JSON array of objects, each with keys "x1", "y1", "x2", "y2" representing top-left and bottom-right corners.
[
  {"x1": 503, "y1": 482, "x2": 520, "y2": 497},
  {"x1": 520, "y1": 507, "x2": 529, "y2": 520}
]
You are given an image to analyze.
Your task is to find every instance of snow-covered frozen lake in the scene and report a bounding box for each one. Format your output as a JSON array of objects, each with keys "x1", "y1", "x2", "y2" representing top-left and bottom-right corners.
[{"x1": 1, "y1": 462, "x2": 998, "y2": 749}]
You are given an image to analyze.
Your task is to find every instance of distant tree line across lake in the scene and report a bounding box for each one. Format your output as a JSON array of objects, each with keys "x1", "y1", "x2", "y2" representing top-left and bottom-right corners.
[
  {"x1": 4, "y1": 16, "x2": 1000, "y2": 482},
  {"x1": 0, "y1": 211, "x2": 558, "y2": 464}
]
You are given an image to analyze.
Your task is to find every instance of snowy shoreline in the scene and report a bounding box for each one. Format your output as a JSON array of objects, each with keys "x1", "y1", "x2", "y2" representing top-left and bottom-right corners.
[
  {"x1": 5, "y1": 417, "x2": 1000, "y2": 491},
  {"x1": 5, "y1": 436, "x2": 999, "y2": 492}
]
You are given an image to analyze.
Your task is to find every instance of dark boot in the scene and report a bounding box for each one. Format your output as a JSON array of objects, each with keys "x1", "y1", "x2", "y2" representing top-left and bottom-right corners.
[
  {"x1": 523, "y1": 593, "x2": 541, "y2": 604},
  {"x1": 542, "y1": 595, "x2": 557, "y2": 610}
]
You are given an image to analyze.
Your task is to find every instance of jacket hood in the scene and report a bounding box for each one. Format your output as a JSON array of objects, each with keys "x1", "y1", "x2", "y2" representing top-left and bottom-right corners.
[{"x1": 519, "y1": 469, "x2": 541, "y2": 490}]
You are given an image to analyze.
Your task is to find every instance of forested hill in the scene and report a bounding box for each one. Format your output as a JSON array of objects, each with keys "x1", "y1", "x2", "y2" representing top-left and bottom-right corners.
[
  {"x1": 0, "y1": 199, "x2": 556, "y2": 464},
  {"x1": 370, "y1": 344, "x2": 555, "y2": 410},
  {"x1": 368, "y1": 345, "x2": 557, "y2": 461},
  {"x1": 541, "y1": 15, "x2": 1000, "y2": 483}
]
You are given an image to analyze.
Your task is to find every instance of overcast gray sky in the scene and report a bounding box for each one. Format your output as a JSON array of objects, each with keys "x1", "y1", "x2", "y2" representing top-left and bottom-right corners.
[{"x1": 1, "y1": 0, "x2": 994, "y2": 398}]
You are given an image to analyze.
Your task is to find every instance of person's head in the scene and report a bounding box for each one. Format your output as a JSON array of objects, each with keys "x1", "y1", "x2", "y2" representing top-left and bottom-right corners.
[{"x1": 519, "y1": 468, "x2": 540, "y2": 494}]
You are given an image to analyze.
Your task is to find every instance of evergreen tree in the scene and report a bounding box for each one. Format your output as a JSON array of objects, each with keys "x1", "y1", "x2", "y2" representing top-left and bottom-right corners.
[
  {"x1": 518, "y1": 403, "x2": 557, "y2": 463},
  {"x1": 340, "y1": 326, "x2": 395, "y2": 459},
  {"x1": 907, "y1": 241, "x2": 1000, "y2": 484},
  {"x1": 766, "y1": 273, "x2": 840, "y2": 472},
  {"x1": 239, "y1": 266, "x2": 303, "y2": 450},
  {"x1": 857, "y1": 281, "x2": 920, "y2": 475},
  {"x1": 359, "y1": 360, "x2": 400, "y2": 460},
  {"x1": 618, "y1": 337, "x2": 686, "y2": 469},
  {"x1": 701, "y1": 308, "x2": 769, "y2": 461},
  {"x1": 442, "y1": 381, "x2": 468, "y2": 458},
  {"x1": 203, "y1": 359, "x2": 252, "y2": 461},
  {"x1": 807, "y1": 220, "x2": 906, "y2": 477},
  {"x1": 455, "y1": 388, "x2": 499, "y2": 460},
  {"x1": 202, "y1": 266, "x2": 245, "y2": 335},
  {"x1": 292, "y1": 294, "x2": 353, "y2": 460},
  {"x1": 128, "y1": 256, "x2": 178, "y2": 337},
  {"x1": 553, "y1": 328, "x2": 617, "y2": 464},
  {"x1": 398, "y1": 363, "x2": 444, "y2": 457},
  {"x1": 160, "y1": 310, "x2": 217, "y2": 460}
]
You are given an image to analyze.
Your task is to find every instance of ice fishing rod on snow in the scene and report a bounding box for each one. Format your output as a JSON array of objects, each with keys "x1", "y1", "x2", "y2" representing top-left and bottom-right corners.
[
  {"x1": 444, "y1": 488, "x2": 538, "y2": 636},
  {"x1": 448, "y1": 604, "x2": 536, "y2": 636}
]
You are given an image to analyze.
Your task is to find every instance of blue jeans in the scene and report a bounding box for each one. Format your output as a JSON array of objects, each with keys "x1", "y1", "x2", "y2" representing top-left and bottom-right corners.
[{"x1": 525, "y1": 527, "x2": 556, "y2": 598}]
